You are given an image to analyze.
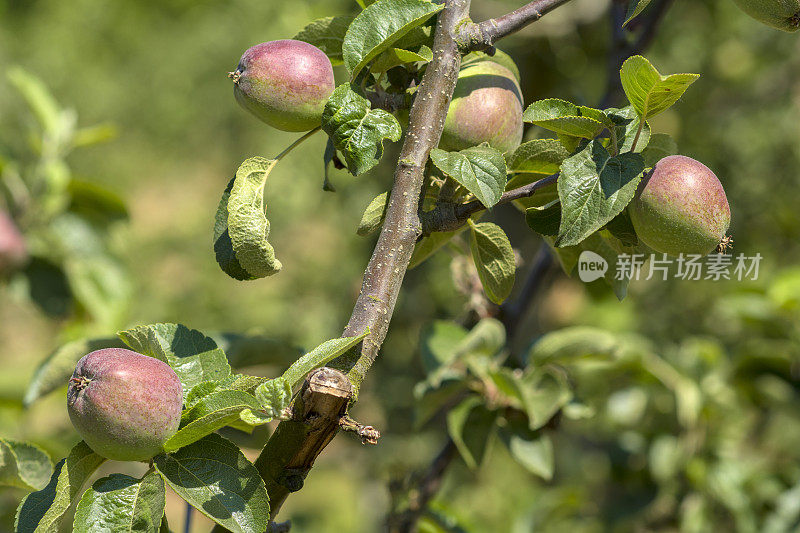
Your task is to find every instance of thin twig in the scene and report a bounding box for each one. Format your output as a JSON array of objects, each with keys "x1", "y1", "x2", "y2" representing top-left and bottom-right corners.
[
  {"x1": 600, "y1": 0, "x2": 675, "y2": 108},
  {"x1": 421, "y1": 173, "x2": 558, "y2": 234},
  {"x1": 458, "y1": 0, "x2": 577, "y2": 52},
  {"x1": 500, "y1": 244, "x2": 555, "y2": 341},
  {"x1": 389, "y1": 439, "x2": 459, "y2": 533}
]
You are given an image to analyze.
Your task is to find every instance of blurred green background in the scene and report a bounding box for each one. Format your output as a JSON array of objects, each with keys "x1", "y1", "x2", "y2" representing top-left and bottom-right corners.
[{"x1": 1, "y1": 0, "x2": 800, "y2": 531}]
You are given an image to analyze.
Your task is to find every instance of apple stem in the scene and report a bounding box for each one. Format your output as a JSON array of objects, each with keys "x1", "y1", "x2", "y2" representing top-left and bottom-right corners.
[
  {"x1": 630, "y1": 119, "x2": 645, "y2": 152},
  {"x1": 274, "y1": 126, "x2": 322, "y2": 162}
]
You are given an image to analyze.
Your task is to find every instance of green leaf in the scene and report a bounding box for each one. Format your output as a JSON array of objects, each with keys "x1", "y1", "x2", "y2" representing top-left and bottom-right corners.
[
  {"x1": 557, "y1": 133, "x2": 583, "y2": 153},
  {"x1": 528, "y1": 326, "x2": 621, "y2": 363},
  {"x1": 456, "y1": 318, "x2": 507, "y2": 359},
  {"x1": 322, "y1": 84, "x2": 402, "y2": 176},
  {"x1": 184, "y1": 376, "x2": 273, "y2": 421},
  {"x1": 486, "y1": 368, "x2": 526, "y2": 409},
  {"x1": 499, "y1": 426, "x2": 554, "y2": 480},
  {"x1": 67, "y1": 179, "x2": 129, "y2": 225},
  {"x1": 390, "y1": 23, "x2": 434, "y2": 51},
  {"x1": 446, "y1": 396, "x2": 497, "y2": 469},
  {"x1": 226, "y1": 157, "x2": 282, "y2": 279},
  {"x1": 605, "y1": 209, "x2": 638, "y2": 246},
  {"x1": 214, "y1": 177, "x2": 253, "y2": 281},
  {"x1": 523, "y1": 99, "x2": 610, "y2": 139},
  {"x1": 23, "y1": 336, "x2": 127, "y2": 406},
  {"x1": 342, "y1": 0, "x2": 443, "y2": 77},
  {"x1": 371, "y1": 45, "x2": 433, "y2": 72},
  {"x1": 65, "y1": 253, "x2": 131, "y2": 329},
  {"x1": 185, "y1": 381, "x2": 225, "y2": 409},
  {"x1": 413, "y1": 378, "x2": 469, "y2": 428},
  {"x1": 619, "y1": 55, "x2": 699, "y2": 119},
  {"x1": 212, "y1": 333, "x2": 303, "y2": 370},
  {"x1": 419, "y1": 321, "x2": 469, "y2": 374},
  {"x1": 224, "y1": 375, "x2": 271, "y2": 395},
  {"x1": 71, "y1": 123, "x2": 117, "y2": 149},
  {"x1": 73, "y1": 471, "x2": 165, "y2": 533},
  {"x1": 623, "y1": 0, "x2": 653, "y2": 26},
  {"x1": 163, "y1": 390, "x2": 266, "y2": 452},
  {"x1": 254, "y1": 378, "x2": 293, "y2": 419},
  {"x1": 550, "y1": 229, "x2": 642, "y2": 300},
  {"x1": 118, "y1": 323, "x2": 232, "y2": 398},
  {"x1": 357, "y1": 192, "x2": 389, "y2": 236},
  {"x1": 408, "y1": 228, "x2": 460, "y2": 269},
  {"x1": 520, "y1": 368, "x2": 572, "y2": 430},
  {"x1": 15, "y1": 441, "x2": 105, "y2": 533},
  {"x1": 281, "y1": 331, "x2": 369, "y2": 387},
  {"x1": 7, "y1": 67, "x2": 62, "y2": 135},
  {"x1": 525, "y1": 201, "x2": 561, "y2": 236},
  {"x1": 505, "y1": 139, "x2": 569, "y2": 178},
  {"x1": 606, "y1": 105, "x2": 650, "y2": 153},
  {"x1": 154, "y1": 435, "x2": 268, "y2": 533},
  {"x1": 602, "y1": 227, "x2": 650, "y2": 299},
  {"x1": 641, "y1": 132, "x2": 678, "y2": 167},
  {"x1": 0, "y1": 439, "x2": 53, "y2": 491},
  {"x1": 468, "y1": 221, "x2": 516, "y2": 304},
  {"x1": 429, "y1": 144, "x2": 507, "y2": 208},
  {"x1": 419, "y1": 318, "x2": 505, "y2": 378},
  {"x1": 555, "y1": 140, "x2": 645, "y2": 247},
  {"x1": 293, "y1": 15, "x2": 355, "y2": 65},
  {"x1": 21, "y1": 258, "x2": 73, "y2": 319}
]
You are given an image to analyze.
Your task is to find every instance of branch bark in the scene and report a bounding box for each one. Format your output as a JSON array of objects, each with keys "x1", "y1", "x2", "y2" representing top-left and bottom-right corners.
[
  {"x1": 457, "y1": 0, "x2": 576, "y2": 52},
  {"x1": 211, "y1": 369, "x2": 352, "y2": 532},
  {"x1": 334, "y1": 0, "x2": 472, "y2": 391},
  {"x1": 244, "y1": 0, "x2": 474, "y2": 523}
]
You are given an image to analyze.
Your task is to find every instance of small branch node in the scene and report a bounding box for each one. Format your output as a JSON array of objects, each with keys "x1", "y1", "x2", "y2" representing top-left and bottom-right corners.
[{"x1": 339, "y1": 415, "x2": 382, "y2": 445}]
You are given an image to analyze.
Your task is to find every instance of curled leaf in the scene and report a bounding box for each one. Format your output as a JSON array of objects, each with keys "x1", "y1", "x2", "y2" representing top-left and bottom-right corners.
[{"x1": 215, "y1": 158, "x2": 282, "y2": 280}]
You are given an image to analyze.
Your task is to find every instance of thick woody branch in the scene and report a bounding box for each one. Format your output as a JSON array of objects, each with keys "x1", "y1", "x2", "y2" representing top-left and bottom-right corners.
[
  {"x1": 245, "y1": 0, "x2": 474, "y2": 524},
  {"x1": 334, "y1": 0, "x2": 472, "y2": 390},
  {"x1": 458, "y1": 0, "x2": 576, "y2": 52},
  {"x1": 211, "y1": 368, "x2": 352, "y2": 532},
  {"x1": 421, "y1": 173, "x2": 558, "y2": 234}
]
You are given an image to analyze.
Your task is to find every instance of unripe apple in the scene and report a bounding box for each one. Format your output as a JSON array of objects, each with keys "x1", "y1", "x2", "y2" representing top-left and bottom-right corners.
[
  {"x1": 230, "y1": 39, "x2": 335, "y2": 132},
  {"x1": 67, "y1": 348, "x2": 183, "y2": 461},
  {"x1": 440, "y1": 61, "x2": 524, "y2": 154},
  {"x1": 731, "y1": 0, "x2": 800, "y2": 32},
  {"x1": 629, "y1": 155, "x2": 731, "y2": 257},
  {"x1": 0, "y1": 210, "x2": 27, "y2": 275}
]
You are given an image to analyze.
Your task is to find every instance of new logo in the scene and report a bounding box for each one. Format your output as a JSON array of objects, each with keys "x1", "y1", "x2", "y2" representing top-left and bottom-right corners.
[{"x1": 578, "y1": 251, "x2": 608, "y2": 282}]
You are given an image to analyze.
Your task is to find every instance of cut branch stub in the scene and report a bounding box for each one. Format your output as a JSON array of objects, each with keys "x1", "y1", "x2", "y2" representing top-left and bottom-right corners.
[{"x1": 254, "y1": 367, "x2": 353, "y2": 519}]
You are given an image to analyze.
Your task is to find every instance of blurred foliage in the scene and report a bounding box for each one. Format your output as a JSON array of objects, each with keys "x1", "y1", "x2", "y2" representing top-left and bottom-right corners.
[
  {"x1": 0, "y1": 67, "x2": 131, "y2": 332},
  {"x1": 0, "y1": 0, "x2": 799, "y2": 531}
]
